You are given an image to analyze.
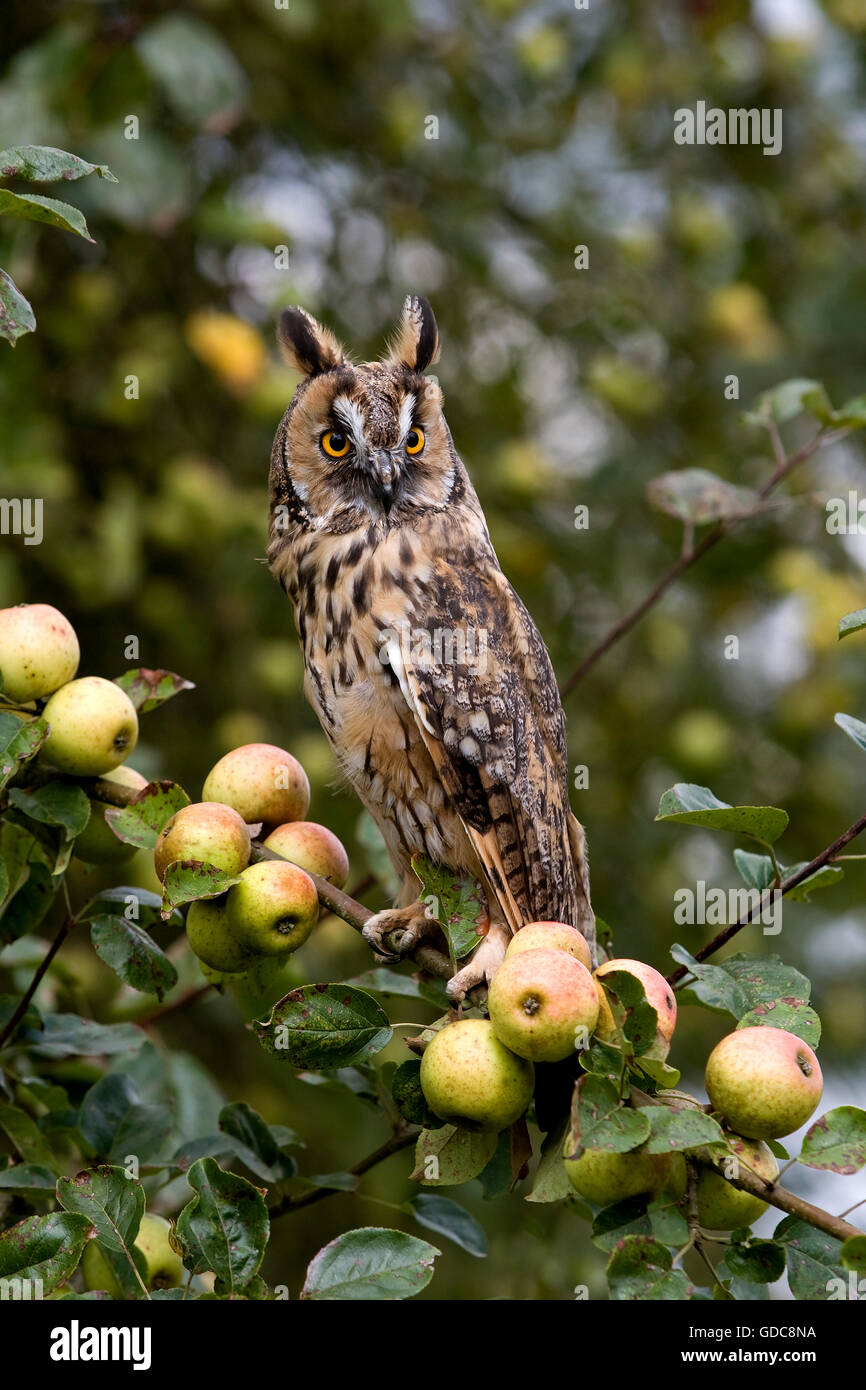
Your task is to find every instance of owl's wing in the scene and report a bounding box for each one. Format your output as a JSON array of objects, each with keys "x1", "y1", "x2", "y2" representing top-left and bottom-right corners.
[{"x1": 385, "y1": 559, "x2": 588, "y2": 933}]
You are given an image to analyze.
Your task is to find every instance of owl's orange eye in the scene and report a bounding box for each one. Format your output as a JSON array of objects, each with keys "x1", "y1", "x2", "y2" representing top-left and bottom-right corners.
[
  {"x1": 405, "y1": 427, "x2": 425, "y2": 455},
  {"x1": 321, "y1": 430, "x2": 351, "y2": 458}
]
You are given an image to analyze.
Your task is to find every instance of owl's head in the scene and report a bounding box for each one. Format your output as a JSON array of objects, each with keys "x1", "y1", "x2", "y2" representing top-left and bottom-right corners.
[{"x1": 270, "y1": 296, "x2": 457, "y2": 533}]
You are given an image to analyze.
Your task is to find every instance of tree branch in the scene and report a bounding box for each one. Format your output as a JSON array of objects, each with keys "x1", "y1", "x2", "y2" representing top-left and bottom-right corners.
[
  {"x1": 667, "y1": 807, "x2": 866, "y2": 984},
  {"x1": 724, "y1": 1165, "x2": 863, "y2": 1244},
  {"x1": 269, "y1": 1125, "x2": 419, "y2": 1218},
  {"x1": 559, "y1": 426, "x2": 848, "y2": 700},
  {"x1": 0, "y1": 911, "x2": 75, "y2": 1049}
]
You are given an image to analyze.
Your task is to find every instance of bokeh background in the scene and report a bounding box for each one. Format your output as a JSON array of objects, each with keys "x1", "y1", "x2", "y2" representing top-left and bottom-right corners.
[{"x1": 1, "y1": 0, "x2": 866, "y2": 1298}]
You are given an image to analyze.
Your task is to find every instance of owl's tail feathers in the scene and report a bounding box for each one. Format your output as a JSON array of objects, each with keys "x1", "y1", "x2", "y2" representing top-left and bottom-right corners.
[{"x1": 568, "y1": 812, "x2": 597, "y2": 964}]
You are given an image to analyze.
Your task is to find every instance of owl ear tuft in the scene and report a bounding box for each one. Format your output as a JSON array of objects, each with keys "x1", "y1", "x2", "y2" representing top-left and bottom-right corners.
[
  {"x1": 277, "y1": 307, "x2": 346, "y2": 377},
  {"x1": 386, "y1": 295, "x2": 440, "y2": 373}
]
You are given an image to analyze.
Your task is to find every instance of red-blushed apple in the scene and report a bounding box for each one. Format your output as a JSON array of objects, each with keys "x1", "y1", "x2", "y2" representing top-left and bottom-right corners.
[
  {"x1": 226, "y1": 859, "x2": 319, "y2": 955},
  {"x1": 0, "y1": 603, "x2": 79, "y2": 702},
  {"x1": 154, "y1": 801, "x2": 251, "y2": 882},
  {"x1": 186, "y1": 897, "x2": 252, "y2": 974},
  {"x1": 419, "y1": 1019, "x2": 534, "y2": 1132},
  {"x1": 488, "y1": 948, "x2": 599, "y2": 1062},
  {"x1": 705, "y1": 1026, "x2": 823, "y2": 1139},
  {"x1": 263, "y1": 820, "x2": 349, "y2": 888},
  {"x1": 563, "y1": 1139, "x2": 687, "y2": 1205},
  {"x1": 74, "y1": 765, "x2": 149, "y2": 866},
  {"x1": 506, "y1": 921, "x2": 592, "y2": 970},
  {"x1": 202, "y1": 742, "x2": 310, "y2": 827},
  {"x1": 594, "y1": 958, "x2": 677, "y2": 1053},
  {"x1": 695, "y1": 1134, "x2": 779, "y2": 1230},
  {"x1": 41, "y1": 676, "x2": 138, "y2": 776}
]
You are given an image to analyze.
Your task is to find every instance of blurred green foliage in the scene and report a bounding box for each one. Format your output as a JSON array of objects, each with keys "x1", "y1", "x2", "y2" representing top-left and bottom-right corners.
[{"x1": 2, "y1": 0, "x2": 866, "y2": 1298}]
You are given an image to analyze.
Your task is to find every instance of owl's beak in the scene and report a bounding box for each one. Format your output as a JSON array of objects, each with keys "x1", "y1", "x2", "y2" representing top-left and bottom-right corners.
[{"x1": 370, "y1": 450, "x2": 398, "y2": 510}]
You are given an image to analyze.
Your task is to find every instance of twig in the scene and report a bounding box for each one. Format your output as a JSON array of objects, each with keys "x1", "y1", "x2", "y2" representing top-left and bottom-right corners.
[
  {"x1": 269, "y1": 1126, "x2": 419, "y2": 1218},
  {"x1": 666, "y1": 808, "x2": 866, "y2": 984},
  {"x1": 724, "y1": 1166, "x2": 863, "y2": 1244},
  {"x1": 0, "y1": 911, "x2": 75, "y2": 1049},
  {"x1": 137, "y1": 983, "x2": 212, "y2": 1028},
  {"x1": 559, "y1": 427, "x2": 849, "y2": 700}
]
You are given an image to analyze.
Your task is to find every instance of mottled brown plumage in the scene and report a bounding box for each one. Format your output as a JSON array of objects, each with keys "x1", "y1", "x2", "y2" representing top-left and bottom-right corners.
[{"x1": 267, "y1": 296, "x2": 593, "y2": 995}]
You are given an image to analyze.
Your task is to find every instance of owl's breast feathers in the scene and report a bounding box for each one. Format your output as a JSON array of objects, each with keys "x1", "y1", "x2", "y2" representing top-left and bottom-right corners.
[{"x1": 268, "y1": 506, "x2": 587, "y2": 931}]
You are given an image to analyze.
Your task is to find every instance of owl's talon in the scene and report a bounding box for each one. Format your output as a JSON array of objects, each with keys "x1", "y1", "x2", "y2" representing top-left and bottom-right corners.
[
  {"x1": 446, "y1": 922, "x2": 511, "y2": 1003},
  {"x1": 361, "y1": 904, "x2": 440, "y2": 961}
]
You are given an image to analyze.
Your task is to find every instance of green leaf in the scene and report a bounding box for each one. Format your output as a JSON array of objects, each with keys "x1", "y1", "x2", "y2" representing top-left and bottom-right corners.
[
  {"x1": 774, "y1": 1216, "x2": 846, "y2": 1300},
  {"x1": 0, "y1": 1163, "x2": 57, "y2": 1197},
  {"x1": 835, "y1": 712, "x2": 866, "y2": 753},
  {"x1": 86, "y1": 884, "x2": 170, "y2": 928},
  {"x1": 160, "y1": 860, "x2": 241, "y2": 916},
  {"x1": 0, "y1": 1101, "x2": 62, "y2": 1173},
  {"x1": 568, "y1": 1074, "x2": 652, "y2": 1155},
  {"x1": 643, "y1": 1101, "x2": 726, "y2": 1154},
  {"x1": 830, "y1": 394, "x2": 866, "y2": 428},
  {"x1": 255, "y1": 984, "x2": 392, "y2": 1069},
  {"x1": 782, "y1": 863, "x2": 844, "y2": 903},
  {"x1": 841, "y1": 1234, "x2": 866, "y2": 1273},
  {"x1": 606, "y1": 1234, "x2": 693, "y2": 1300},
  {"x1": 0, "y1": 188, "x2": 93, "y2": 240},
  {"x1": 1, "y1": 862, "x2": 54, "y2": 943},
  {"x1": 0, "y1": 1211, "x2": 92, "y2": 1293},
  {"x1": 656, "y1": 783, "x2": 788, "y2": 843},
  {"x1": 301, "y1": 1227, "x2": 439, "y2": 1300},
  {"x1": 113, "y1": 667, "x2": 195, "y2": 714},
  {"x1": 56, "y1": 1165, "x2": 145, "y2": 1294},
  {"x1": 8, "y1": 782, "x2": 91, "y2": 839},
  {"x1": 733, "y1": 849, "x2": 776, "y2": 893},
  {"x1": 345, "y1": 967, "x2": 427, "y2": 999},
  {"x1": 411, "y1": 1124, "x2": 498, "y2": 1187},
  {"x1": 0, "y1": 716, "x2": 48, "y2": 791},
  {"x1": 407, "y1": 1194, "x2": 487, "y2": 1256},
  {"x1": 104, "y1": 780, "x2": 190, "y2": 849},
  {"x1": 391, "y1": 1059, "x2": 443, "y2": 1129},
  {"x1": 78, "y1": 1073, "x2": 173, "y2": 1163},
  {"x1": 304, "y1": 1171, "x2": 358, "y2": 1191},
  {"x1": 0, "y1": 145, "x2": 117, "y2": 183},
  {"x1": 722, "y1": 952, "x2": 812, "y2": 1006},
  {"x1": 596, "y1": 968, "x2": 659, "y2": 1057},
  {"x1": 136, "y1": 15, "x2": 249, "y2": 126},
  {"x1": 21, "y1": 1012, "x2": 147, "y2": 1058},
  {"x1": 648, "y1": 1191, "x2": 690, "y2": 1248},
  {"x1": 409, "y1": 853, "x2": 484, "y2": 963},
  {"x1": 721, "y1": 1238, "x2": 786, "y2": 1285},
  {"x1": 175, "y1": 1156, "x2": 268, "y2": 1292},
  {"x1": 637, "y1": 1057, "x2": 682, "y2": 1088},
  {"x1": 737, "y1": 1002, "x2": 821, "y2": 1047},
  {"x1": 525, "y1": 1121, "x2": 572, "y2": 1204},
  {"x1": 90, "y1": 914, "x2": 178, "y2": 1000},
  {"x1": 0, "y1": 267, "x2": 36, "y2": 344},
  {"x1": 744, "y1": 378, "x2": 833, "y2": 426},
  {"x1": 838, "y1": 609, "x2": 866, "y2": 641},
  {"x1": 592, "y1": 1196, "x2": 653, "y2": 1251},
  {"x1": 217, "y1": 1101, "x2": 297, "y2": 1183},
  {"x1": 646, "y1": 468, "x2": 762, "y2": 525},
  {"x1": 799, "y1": 1107, "x2": 866, "y2": 1174}
]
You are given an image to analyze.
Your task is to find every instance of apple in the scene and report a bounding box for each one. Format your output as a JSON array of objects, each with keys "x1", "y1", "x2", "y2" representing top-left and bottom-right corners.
[
  {"x1": 81, "y1": 1241, "x2": 124, "y2": 1298},
  {"x1": 186, "y1": 897, "x2": 252, "y2": 974},
  {"x1": 0, "y1": 602, "x2": 79, "y2": 702},
  {"x1": 704, "y1": 1026, "x2": 823, "y2": 1139},
  {"x1": 202, "y1": 742, "x2": 310, "y2": 827},
  {"x1": 74, "y1": 765, "x2": 149, "y2": 866},
  {"x1": 594, "y1": 958, "x2": 677, "y2": 1053},
  {"x1": 563, "y1": 1140, "x2": 687, "y2": 1206},
  {"x1": 695, "y1": 1134, "x2": 779, "y2": 1230},
  {"x1": 506, "y1": 921, "x2": 592, "y2": 971},
  {"x1": 135, "y1": 1213, "x2": 184, "y2": 1289},
  {"x1": 226, "y1": 859, "x2": 319, "y2": 955},
  {"x1": 154, "y1": 801, "x2": 251, "y2": 882},
  {"x1": 41, "y1": 676, "x2": 139, "y2": 776},
  {"x1": 419, "y1": 1018, "x2": 534, "y2": 1132},
  {"x1": 263, "y1": 820, "x2": 349, "y2": 888},
  {"x1": 488, "y1": 948, "x2": 599, "y2": 1062}
]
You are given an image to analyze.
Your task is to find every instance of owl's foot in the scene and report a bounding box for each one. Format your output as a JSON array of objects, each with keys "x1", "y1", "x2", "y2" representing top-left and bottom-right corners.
[
  {"x1": 361, "y1": 902, "x2": 441, "y2": 961},
  {"x1": 446, "y1": 921, "x2": 511, "y2": 1003}
]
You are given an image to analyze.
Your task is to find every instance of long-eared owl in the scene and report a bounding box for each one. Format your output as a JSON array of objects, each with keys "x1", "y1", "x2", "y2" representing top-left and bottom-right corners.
[{"x1": 267, "y1": 296, "x2": 593, "y2": 996}]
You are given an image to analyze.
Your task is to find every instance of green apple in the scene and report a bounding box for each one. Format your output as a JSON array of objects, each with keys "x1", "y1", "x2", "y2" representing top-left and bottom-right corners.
[
  {"x1": 594, "y1": 957, "x2": 677, "y2": 1054},
  {"x1": 0, "y1": 602, "x2": 79, "y2": 702},
  {"x1": 506, "y1": 921, "x2": 592, "y2": 971},
  {"x1": 419, "y1": 1018, "x2": 534, "y2": 1132},
  {"x1": 263, "y1": 820, "x2": 349, "y2": 888},
  {"x1": 41, "y1": 676, "x2": 138, "y2": 776},
  {"x1": 202, "y1": 741, "x2": 310, "y2": 828},
  {"x1": 153, "y1": 801, "x2": 251, "y2": 882},
  {"x1": 186, "y1": 897, "x2": 252, "y2": 973},
  {"x1": 74, "y1": 765, "x2": 149, "y2": 866},
  {"x1": 81, "y1": 1241, "x2": 125, "y2": 1298},
  {"x1": 135, "y1": 1213, "x2": 184, "y2": 1289},
  {"x1": 695, "y1": 1134, "x2": 779, "y2": 1230},
  {"x1": 705, "y1": 1026, "x2": 823, "y2": 1139},
  {"x1": 226, "y1": 859, "x2": 319, "y2": 955},
  {"x1": 488, "y1": 948, "x2": 599, "y2": 1062},
  {"x1": 563, "y1": 1140, "x2": 687, "y2": 1206}
]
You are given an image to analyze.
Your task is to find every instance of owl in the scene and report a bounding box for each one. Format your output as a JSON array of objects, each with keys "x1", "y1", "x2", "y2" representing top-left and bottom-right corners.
[{"x1": 267, "y1": 295, "x2": 594, "y2": 997}]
